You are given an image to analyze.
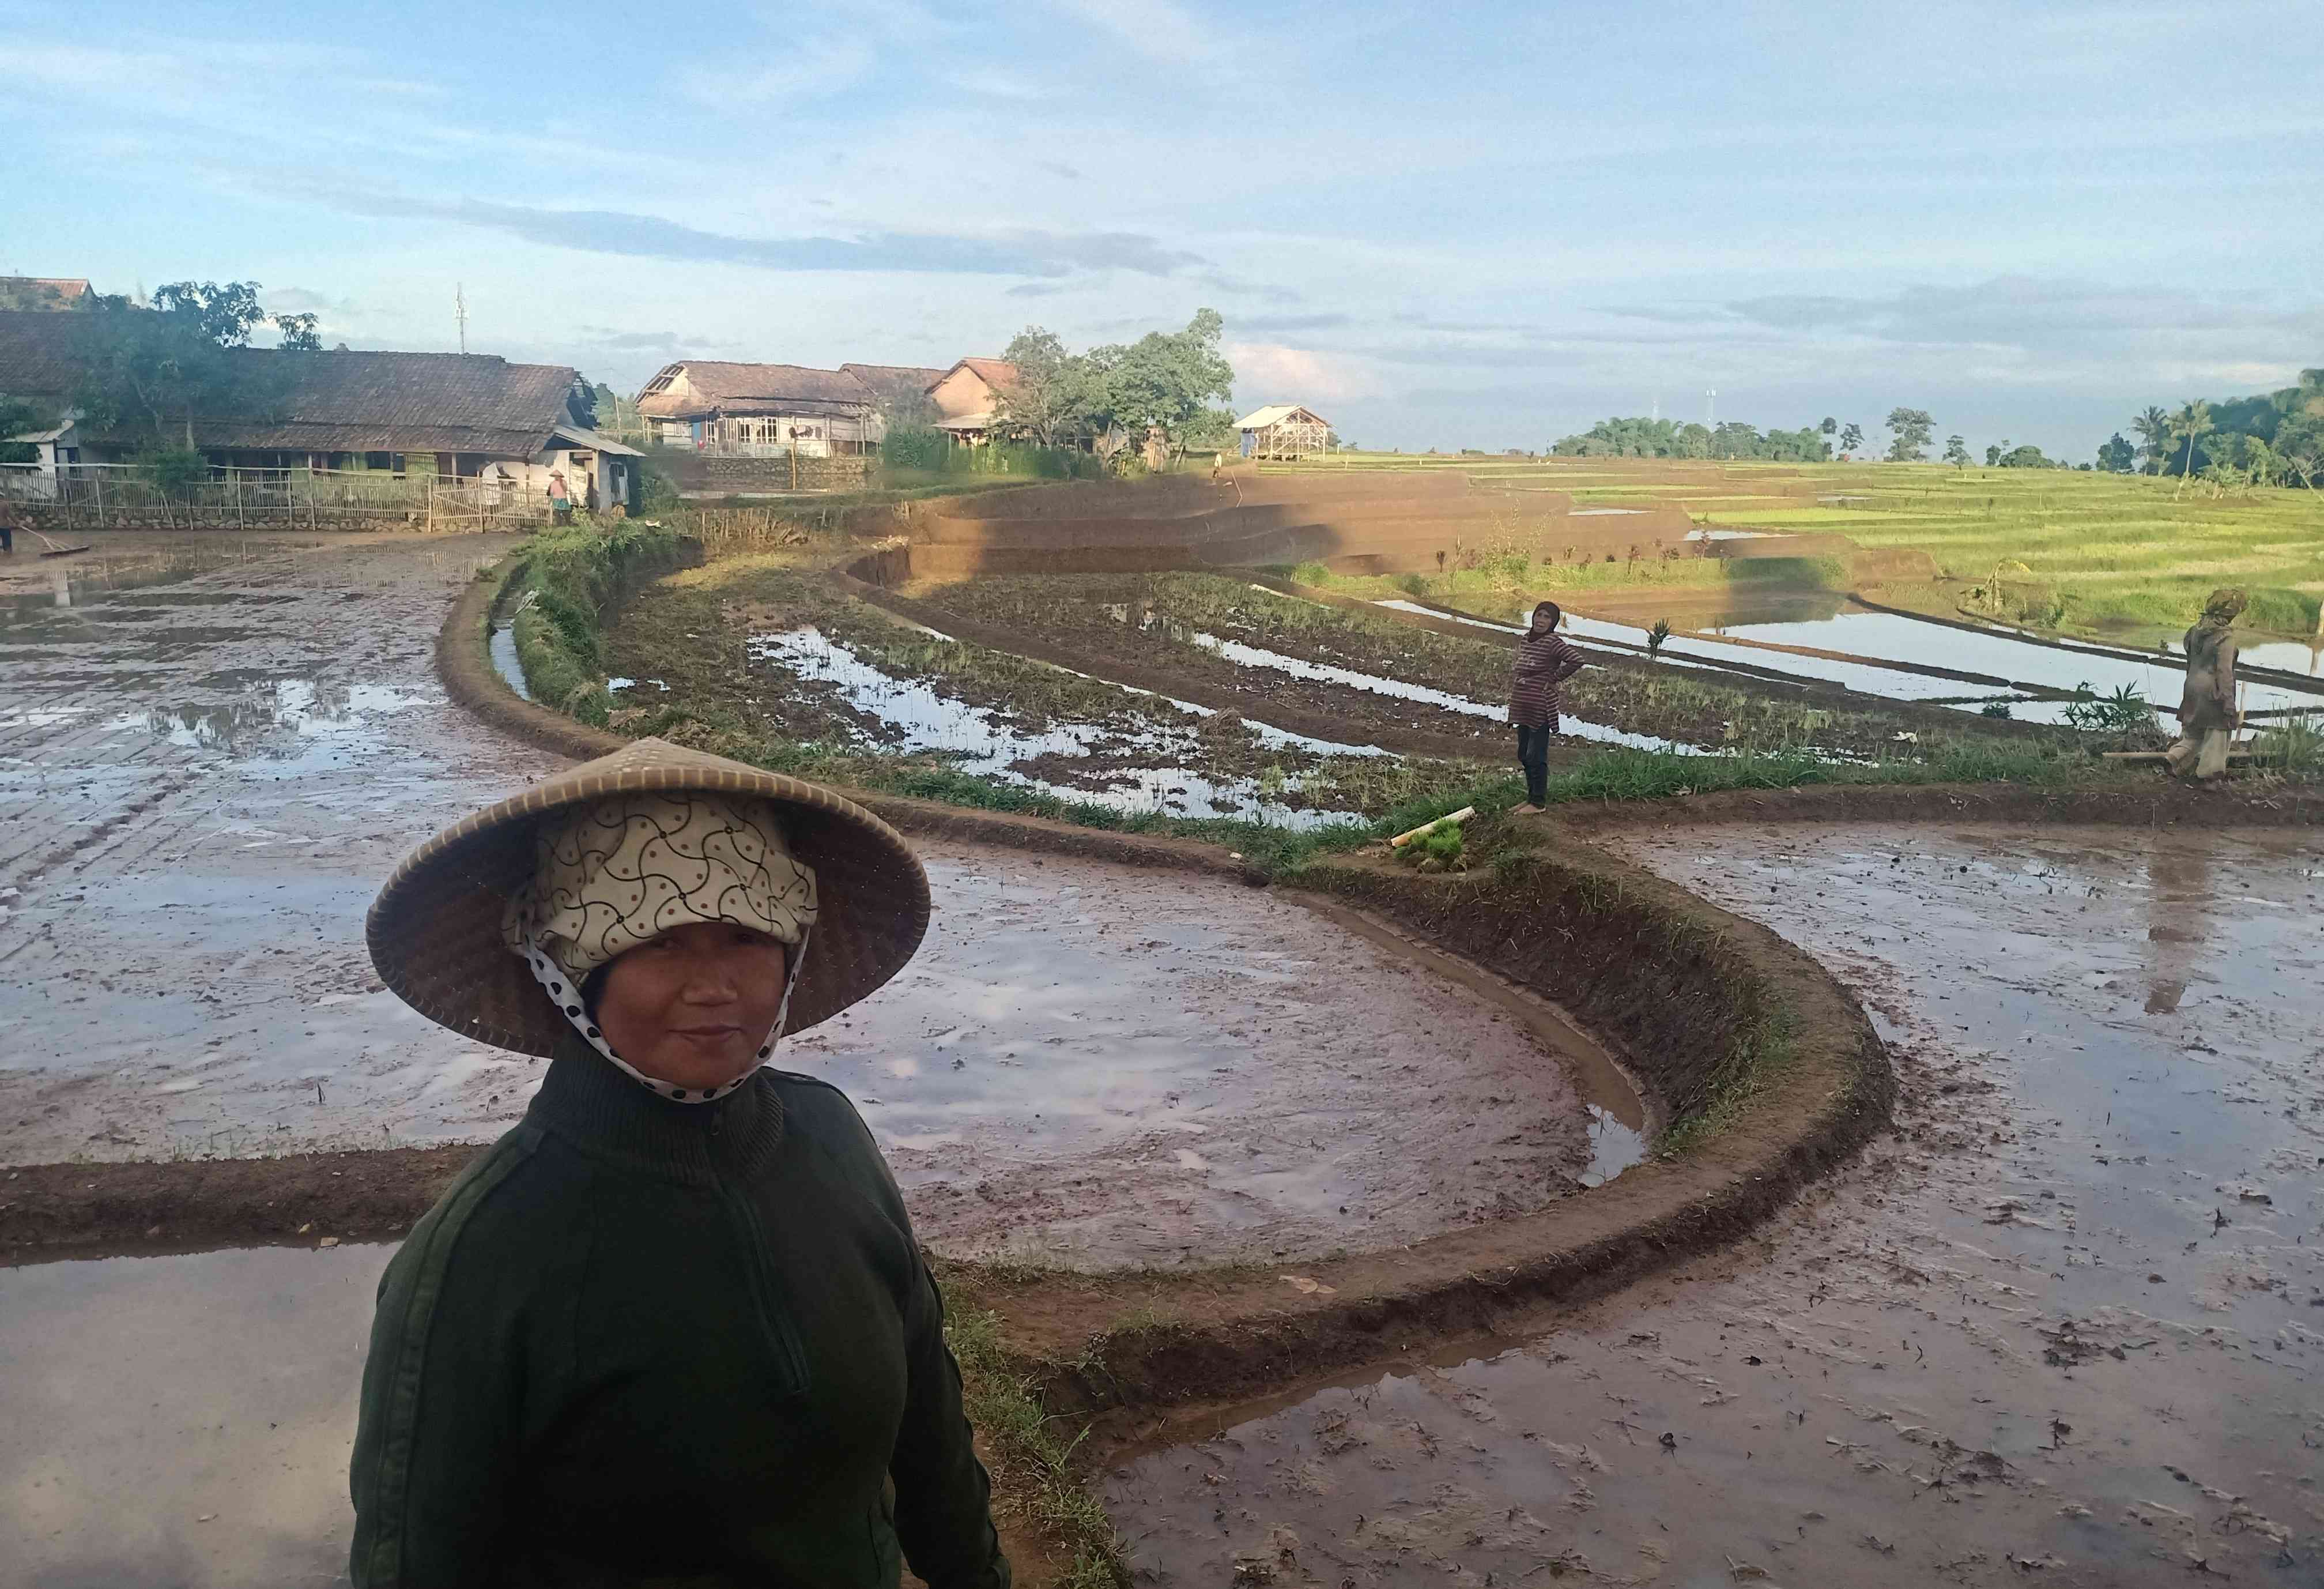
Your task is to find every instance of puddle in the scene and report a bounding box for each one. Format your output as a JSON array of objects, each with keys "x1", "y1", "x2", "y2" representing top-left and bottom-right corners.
[
  {"x1": 0, "y1": 1242, "x2": 389, "y2": 1587},
  {"x1": 488, "y1": 624, "x2": 531, "y2": 700},
  {"x1": 98, "y1": 679, "x2": 437, "y2": 771},
  {"x1": 1179, "y1": 627, "x2": 1695, "y2": 754},
  {"x1": 1107, "y1": 823, "x2": 2324, "y2": 1583},
  {"x1": 749, "y1": 626, "x2": 1367, "y2": 827}
]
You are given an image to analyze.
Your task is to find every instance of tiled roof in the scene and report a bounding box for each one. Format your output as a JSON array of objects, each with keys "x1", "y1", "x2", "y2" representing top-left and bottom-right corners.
[
  {"x1": 839, "y1": 362, "x2": 949, "y2": 413},
  {"x1": 636, "y1": 360, "x2": 877, "y2": 419},
  {"x1": 0, "y1": 277, "x2": 92, "y2": 312},
  {"x1": 0, "y1": 311, "x2": 578, "y2": 455},
  {"x1": 940, "y1": 357, "x2": 1018, "y2": 391}
]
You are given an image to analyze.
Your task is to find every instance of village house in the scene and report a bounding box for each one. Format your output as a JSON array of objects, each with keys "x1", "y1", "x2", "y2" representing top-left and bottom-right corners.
[
  {"x1": 0, "y1": 310, "x2": 642, "y2": 510},
  {"x1": 633, "y1": 361, "x2": 941, "y2": 457},
  {"x1": 1236, "y1": 403, "x2": 1331, "y2": 460},
  {"x1": 925, "y1": 357, "x2": 1020, "y2": 445},
  {"x1": 0, "y1": 276, "x2": 94, "y2": 312}
]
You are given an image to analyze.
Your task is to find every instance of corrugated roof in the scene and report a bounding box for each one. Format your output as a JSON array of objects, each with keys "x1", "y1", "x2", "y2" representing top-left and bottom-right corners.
[
  {"x1": 635, "y1": 360, "x2": 877, "y2": 419},
  {"x1": 1237, "y1": 404, "x2": 1326, "y2": 430},
  {"x1": 0, "y1": 311, "x2": 579, "y2": 456}
]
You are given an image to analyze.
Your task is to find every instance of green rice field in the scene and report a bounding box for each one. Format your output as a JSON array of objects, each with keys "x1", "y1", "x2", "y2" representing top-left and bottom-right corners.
[{"x1": 1272, "y1": 454, "x2": 2324, "y2": 641}]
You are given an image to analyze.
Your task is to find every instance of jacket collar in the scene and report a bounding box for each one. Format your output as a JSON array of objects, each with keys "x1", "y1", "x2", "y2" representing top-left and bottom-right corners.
[{"x1": 524, "y1": 1033, "x2": 788, "y2": 1187}]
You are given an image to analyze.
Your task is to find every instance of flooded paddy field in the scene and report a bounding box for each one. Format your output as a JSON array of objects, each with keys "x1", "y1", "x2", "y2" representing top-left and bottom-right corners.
[
  {"x1": 606, "y1": 558, "x2": 1501, "y2": 824},
  {"x1": 898, "y1": 572, "x2": 2027, "y2": 763},
  {"x1": 0, "y1": 1242, "x2": 388, "y2": 1588},
  {"x1": 1104, "y1": 823, "x2": 2323, "y2": 1586},
  {"x1": 0, "y1": 531, "x2": 561, "y2": 1163},
  {"x1": 2, "y1": 533, "x2": 1631, "y2": 1268}
]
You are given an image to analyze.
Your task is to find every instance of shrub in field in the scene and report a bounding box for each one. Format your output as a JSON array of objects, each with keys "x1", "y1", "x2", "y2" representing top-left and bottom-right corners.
[
  {"x1": 2253, "y1": 713, "x2": 2324, "y2": 774},
  {"x1": 880, "y1": 423, "x2": 949, "y2": 472},
  {"x1": 2059, "y1": 681, "x2": 2159, "y2": 742}
]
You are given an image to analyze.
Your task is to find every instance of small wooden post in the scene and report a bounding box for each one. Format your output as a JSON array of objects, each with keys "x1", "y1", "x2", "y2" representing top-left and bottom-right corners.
[{"x1": 427, "y1": 477, "x2": 436, "y2": 533}]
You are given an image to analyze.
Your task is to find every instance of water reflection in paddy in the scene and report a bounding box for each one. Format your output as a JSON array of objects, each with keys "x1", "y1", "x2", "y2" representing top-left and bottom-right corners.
[{"x1": 749, "y1": 626, "x2": 1369, "y2": 827}]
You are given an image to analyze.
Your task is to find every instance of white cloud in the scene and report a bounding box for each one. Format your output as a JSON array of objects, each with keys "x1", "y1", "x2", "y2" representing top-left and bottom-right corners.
[
  {"x1": 678, "y1": 37, "x2": 877, "y2": 107},
  {"x1": 1227, "y1": 342, "x2": 1386, "y2": 405},
  {"x1": 1044, "y1": 0, "x2": 1218, "y2": 63}
]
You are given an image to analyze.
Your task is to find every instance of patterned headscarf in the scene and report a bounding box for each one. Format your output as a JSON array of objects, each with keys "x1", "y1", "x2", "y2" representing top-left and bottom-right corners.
[
  {"x1": 501, "y1": 792, "x2": 820, "y2": 1102},
  {"x1": 2200, "y1": 588, "x2": 2247, "y2": 626}
]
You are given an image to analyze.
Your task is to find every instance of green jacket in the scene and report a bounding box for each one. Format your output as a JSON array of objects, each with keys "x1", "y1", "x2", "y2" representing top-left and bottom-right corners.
[{"x1": 349, "y1": 1041, "x2": 1011, "y2": 1588}]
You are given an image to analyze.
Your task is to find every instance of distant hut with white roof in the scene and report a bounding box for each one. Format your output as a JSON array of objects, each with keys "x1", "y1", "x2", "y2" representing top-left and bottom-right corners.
[{"x1": 1236, "y1": 404, "x2": 1330, "y2": 460}]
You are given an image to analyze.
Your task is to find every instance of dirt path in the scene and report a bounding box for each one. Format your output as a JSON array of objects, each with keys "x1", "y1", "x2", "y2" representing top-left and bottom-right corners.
[{"x1": 1104, "y1": 823, "x2": 2323, "y2": 1586}]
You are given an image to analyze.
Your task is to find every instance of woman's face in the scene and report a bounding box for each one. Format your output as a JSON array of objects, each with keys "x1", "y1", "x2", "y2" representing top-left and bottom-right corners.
[{"x1": 594, "y1": 921, "x2": 791, "y2": 1092}]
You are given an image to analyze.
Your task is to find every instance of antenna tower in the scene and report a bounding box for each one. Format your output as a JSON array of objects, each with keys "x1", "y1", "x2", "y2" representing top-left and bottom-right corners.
[{"x1": 455, "y1": 284, "x2": 469, "y2": 355}]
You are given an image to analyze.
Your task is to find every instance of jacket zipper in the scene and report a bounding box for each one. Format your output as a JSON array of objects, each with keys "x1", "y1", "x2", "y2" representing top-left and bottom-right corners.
[{"x1": 704, "y1": 1106, "x2": 810, "y2": 1396}]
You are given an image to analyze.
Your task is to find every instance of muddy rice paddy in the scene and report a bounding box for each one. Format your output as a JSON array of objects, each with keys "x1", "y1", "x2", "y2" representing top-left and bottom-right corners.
[
  {"x1": 1, "y1": 534, "x2": 1629, "y2": 1270},
  {"x1": 1104, "y1": 822, "x2": 2323, "y2": 1586}
]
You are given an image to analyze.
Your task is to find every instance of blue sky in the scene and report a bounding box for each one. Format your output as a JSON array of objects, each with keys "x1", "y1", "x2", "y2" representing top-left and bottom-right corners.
[{"x1": 4, "y1": 0, "x2": 2316, "y2": 457}]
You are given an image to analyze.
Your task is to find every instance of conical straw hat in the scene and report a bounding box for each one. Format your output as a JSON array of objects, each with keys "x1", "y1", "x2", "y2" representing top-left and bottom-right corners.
[{"x1": 367, "y1": 738, "x2": 929, "y2": 1057}]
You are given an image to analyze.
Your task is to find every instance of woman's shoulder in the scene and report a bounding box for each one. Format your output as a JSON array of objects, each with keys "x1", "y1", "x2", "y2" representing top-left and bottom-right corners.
[
  {"x1": 762, "y1": 1070, "x2": 877, "y2": 1151},
  {"x1": 388, "y1": 1123, "x2": 591, "y2": 1278}
]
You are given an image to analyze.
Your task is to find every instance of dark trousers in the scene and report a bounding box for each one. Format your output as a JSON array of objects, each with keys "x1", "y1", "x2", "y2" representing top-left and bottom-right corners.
[
  {"x1": 0, "y1": 522, "x2": 13, "y2": 552},
  {"x1": 1515, "y1": 720, "x2": 1554, "y2": 805}
]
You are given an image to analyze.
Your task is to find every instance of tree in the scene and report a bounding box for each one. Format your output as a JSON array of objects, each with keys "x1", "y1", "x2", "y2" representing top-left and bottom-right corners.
[
  {"x1": 1819, "y1": 416, "x2": 1838, "y2": 439},
  {"x1": 2276, "y1": 414, "x2": 2323, "y2": 489},
  {"x1": 2170, "y1": 398, "x2": 2213, "y2": 496},
  {"x1": 1985, "y1": 442, "x2": 2006, "y2": 467},
  {"x1": 73, "y1": 280, "x2": 314, "y2": 450},
  {"x1": 0, "y1": 392, "x2": 43, "y2": 464},
  {"x1": 1884, "y1": 408, "x2": 1934, "y2": 462},
  {"x1": 1999, "y1": 444, "x2": 2051, "y2": 469},
  {"x1": 2096, "y1": 432, "x2": 2136, "y2": 473},
  {"x1": 994, "y1": 327, "x2": 1089, "y2": 448},
  {"x1": 1838, "y1": 421, "x2": 1864, "y2": 457},
  {"x1": 1944, "y1": 435, "x2": 1971, "y2": 468},
  {"x1": 1086, "y1": 308, "x2": 1234, "y2": 454},
  {"x1": 2130, "y1": 406, "x2": 2172, "y2": 475}
]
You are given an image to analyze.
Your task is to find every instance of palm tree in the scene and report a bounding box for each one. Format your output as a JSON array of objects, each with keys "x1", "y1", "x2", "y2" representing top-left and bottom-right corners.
[
  {"x1": 2171, "y1": 400, "x2": 2213, "y2": 497},
  {"x1": 2131, "y1": 406, "x2": 2172, "y2": 475}
]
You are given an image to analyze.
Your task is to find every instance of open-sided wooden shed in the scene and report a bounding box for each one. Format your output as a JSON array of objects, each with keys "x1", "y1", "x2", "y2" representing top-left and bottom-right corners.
[{"x1": 1237, "y1": 404, "x2": 1330, "y2": 460}]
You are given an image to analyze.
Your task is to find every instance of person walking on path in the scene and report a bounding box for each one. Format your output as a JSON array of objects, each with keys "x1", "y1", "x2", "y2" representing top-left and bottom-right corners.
[
  {"x1": 547, "y1": 467, "x2": 573, "y2": 525},
  {"x1": 1510, "y1": 600, "x2": 1586, "y2": 811},
  {"x1": 2165, "y1": 587, "x2": 2246, "y2": 779},
  {"x1": 352, "y1": 738, "x2": 1010, "y2": 1589},
  {"x1": 0, "y1": 494, "x2": 22, "y2": 553}
]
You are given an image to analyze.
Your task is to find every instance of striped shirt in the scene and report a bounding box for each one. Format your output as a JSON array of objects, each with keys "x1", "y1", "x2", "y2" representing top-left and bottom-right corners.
[{"x1": 1510, "y1": 629, "x2": 1584, "y2": 727}]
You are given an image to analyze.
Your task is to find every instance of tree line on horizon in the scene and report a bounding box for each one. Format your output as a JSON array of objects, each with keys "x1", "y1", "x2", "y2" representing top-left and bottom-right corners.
[{"x1": 1553, "y1": 373, "x2": 2322, "y2": 490}]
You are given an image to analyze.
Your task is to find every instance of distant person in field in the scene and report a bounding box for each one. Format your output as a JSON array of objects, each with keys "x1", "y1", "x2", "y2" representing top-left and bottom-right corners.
[
  {"x1": 547, "y1": 468, "x2": 573, "y2": 525},
  {"x1": 0, "y1": 495, "x2": 20, "y2": 553},
  {"x1": 1510, "y1": 600, "x2": 1586, "y2": 811},
  {"x1": 2165, "y1": 587, "x2": 2246, "y2": 779}
]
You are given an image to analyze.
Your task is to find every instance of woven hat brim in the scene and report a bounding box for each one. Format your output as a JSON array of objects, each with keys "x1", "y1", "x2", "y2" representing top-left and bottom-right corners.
[{"x1": 366, "y1": 738, "x2": 930, "y2": 1057}]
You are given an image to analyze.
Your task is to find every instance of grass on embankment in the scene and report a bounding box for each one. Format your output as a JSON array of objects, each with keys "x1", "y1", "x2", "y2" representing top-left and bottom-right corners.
[{"x1": 504, "y1": 517, "x2": 688, "y2": 726}]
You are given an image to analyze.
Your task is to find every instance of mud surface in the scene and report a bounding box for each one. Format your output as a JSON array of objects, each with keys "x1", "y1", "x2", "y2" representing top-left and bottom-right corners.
[
  {"x1": 1, "y1": 534, "x2": 1627, "y2": 1267},
  {"x1": 0, "y1": 532, "x2": 558, "y2": 1162},
  {"x1": 0, "y1": 1242, "x2": 388, "y2": 1587},
  {"x1": 1105, "y1": 823, "x2": 2323, "y2": 1585},
  {"x1": 773, "y1": 838, "x2": 1617, "y2": 1268}
]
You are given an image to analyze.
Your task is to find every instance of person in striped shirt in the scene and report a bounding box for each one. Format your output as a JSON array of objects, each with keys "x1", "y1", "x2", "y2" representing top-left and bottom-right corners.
[{"x1": 1509, "y1": 600, "x2": 1586, "y2": 811}]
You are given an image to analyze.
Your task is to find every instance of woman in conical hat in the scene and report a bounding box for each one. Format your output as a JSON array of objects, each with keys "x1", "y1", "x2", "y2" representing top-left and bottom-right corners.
[{"x1": 350, "y1": 739, "x2": 1010, "y2": 1589}]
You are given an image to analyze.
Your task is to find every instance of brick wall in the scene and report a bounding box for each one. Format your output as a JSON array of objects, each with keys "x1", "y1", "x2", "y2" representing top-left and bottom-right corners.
[{"x1": 665, "y1": 453, "x2": 871, "y2": 495}]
